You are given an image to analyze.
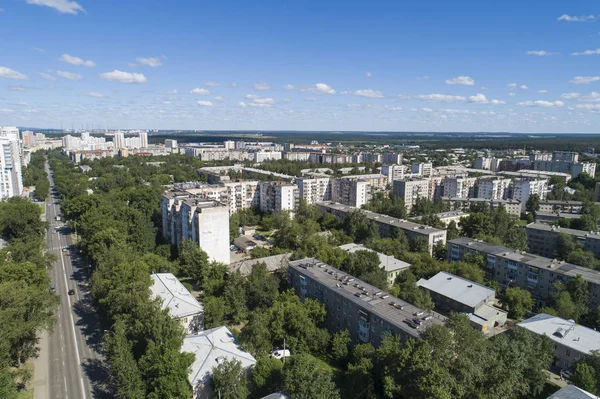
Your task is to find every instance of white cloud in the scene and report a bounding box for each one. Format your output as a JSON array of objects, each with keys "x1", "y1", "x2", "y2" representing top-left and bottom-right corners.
[
  {"x1": 347, "y1": 104, "x2": 361, "y2": 108},
  {"x1": 33, "y1": 48, "x2": 45, "y2": 53},
  {"x1": 416, "y1": 76, "x2": 428, "y2": 80},
  {"x1": 570, "y1": 76, "x2": 600, "y2": 84},
  {"x1": 0, "y1": 108, "x2": 14, "y2": 113},
  {"x1": 100, "y1": 70, "x2": 147, "y2": 84},
  {"x1": 414, "y1": 94, "x2": 466, "y2": 103},
  {"x1": 163, "y1": 89, "x2": 177, "y2": 94},
  {"x1": 508, "y1": 83, "x2": 518, "y2": 89},
  {"x1": 254, "y1": 82, "x2": 271, "y2": 91},
  {"x1": 422, "y1": 108, "x2": 434, "y2": 112},
  {"x1": 307, "y1": 83, "x2": 336, "y2": 94},
  {"x1": 56, "y1": 71, "x2": 82, "y2": 81},
  {"x1": 468, "y1": 93, "x2": 506, "y2": 105},
  {"x1": 136, "y1": 57, "x2": 162, "y2": 67},
  {"x1": 557, "y1": 14, "x2": 596, "y2": 22},
  {"x1": 214, "y1": 96, "x2": 225, "y2": 102},
  {"x1": 59, "y1": 54, "x2": 95, "y2": 67},
  {"x1": 580, "y1": 92, "x2": 600, "y2": 102},
  {"x1": 538, "y1": 89, "x2": 548, "y2": 93},
  {"x1": 284, "y1": 84, "x2": 295, "y2": 90},
  {"x1": 197, "y1": 101, "x2": 213, "y2": 107},
  {"x1": 25, "y1": 0, "x2": 84, "y2": 15},
  {"x1": 87, "y1": 92, "x2": 103, "y2": 98},
  {"x1": 575, "y1": 104, "x2": 600, "y2": 111},
  {"x1": 561, "y1": 92, "x2": 581, "y2": 99},
  {"x1": 509, "y1": 92, "x2": 516, "y2": 97},
  {"x1": 205, "y1": 81, "x2": 220, "y2": 87},
  {"x1": 190, "y1": 88, "x2": 210, "y2": 95},
  {"x1": 526, "y1": 50, "x2": 559, "y2": 56},
  {"x1": 0, "y1": 67, "x2": 28, "y2": 80},
  {"x1": 305, "y1": 97, "x2": 317, "y2": 101},
  {"x1": 127, "y1": 63, "x2": 137, "y2": 67},
  {"x1": 245, "y1": 94, "x2": 275, "y2": 105},
  {"x1": 445, "y1": 76, "x2": 475, "y2": 86},
  {"x1": 571, "y1": 48, "x2": 600, "y2": 56},
  {"x1": 517, "y1": 100, "x2": 564, "y2": 108},
  {"x1": 366, "y1": 72, "x2": 372, "y2": 78},
  {"x1": 6, "y1": 86, "x2": 26, "y2": 91},
  {"x1": 520, "y1": 85, "x2": 529, "y2": 90},
  {"x1": 344, "y1": 89, "x2": 384, "y2": 98}
]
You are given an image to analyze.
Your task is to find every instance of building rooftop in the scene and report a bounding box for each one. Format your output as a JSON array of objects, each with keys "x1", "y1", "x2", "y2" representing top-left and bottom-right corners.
[
  {"x1": 288, "y1": 258, "x2": 445, "y2": 339},
  {"x1": 229, "y1": 253, "x2": 292, "y2": 276},
  {"x1": 339, "y1": 243, "x2": 411, "y2": 273},
  {"x1": 547, "y1": 385, "x2": 598, "y2": 399},
  {"x1": 182, "y1": 326, "x2": 257, "y2": 389},
  {"x1": 526, "y1": 223, "x2": 600, "y2": 238},
  {"x1": 413, "y1": 211, "x2": 469, "y2": 221},
  {"x1": 316, "y1": 202, "x2": 446, "y2": 236},
  {"x1": 535, "y1": 211, "x2": 583, "y2": 219},
  {"x1": 449, "y1": 238, "x2": 600, "y2": 284},
  {"x1": 518, "y1": 314, "x2": 600, "y2": 356},
  {"x1": 150, "y1": 273, "x2": 204, "y2": 319},
  {"x1": 441, "y1": 197, "x2": 521, "y2": 204},
  {"x1": 416, "y1": 271, "x2": 494, "y2": 309}
]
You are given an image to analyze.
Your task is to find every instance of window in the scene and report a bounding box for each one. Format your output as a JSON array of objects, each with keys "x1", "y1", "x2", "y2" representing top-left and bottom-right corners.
[{"x1": 566, "y1": 349, "x2": 571, "y2": 357}]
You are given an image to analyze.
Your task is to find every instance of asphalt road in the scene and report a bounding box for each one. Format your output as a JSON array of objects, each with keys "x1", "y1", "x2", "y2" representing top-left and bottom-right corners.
[{"x1": 39, "y1": 161, "x2": 111, "y2": 399}]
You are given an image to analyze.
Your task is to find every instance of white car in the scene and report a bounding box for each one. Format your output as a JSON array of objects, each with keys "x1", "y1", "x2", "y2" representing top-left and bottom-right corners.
[{"x1": 269, "y1": 349, "x2": 290, "y2": 360}]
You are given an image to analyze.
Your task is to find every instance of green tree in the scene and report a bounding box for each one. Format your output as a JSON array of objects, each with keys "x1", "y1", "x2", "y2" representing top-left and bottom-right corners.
[
  {"x1": 241, "y1": 311, "x2": 272, "y2": 356},
  {"x1": 504, "y1": 227, "x2": 528, "y2": 251},
  {"x1": 246, "y1": 262, "x2": 279, "y2": 310},
  {"x1": 282, "y1": 354, "x2": 341, "y2": 399},
  {"x1": 251, "y1": 356, "x2": 283, "y2": 397},
  {"x1": 223, "y1": 271, "x2": 248, "y2": 324},
  {"x1": 104, "y1": 321, "x2": 146, "y2": 399},
  {"x1": 203, "y1": 296, "x2": 227, "y2": 329},
  {"x1": 394, "y1": 272, "x2": 434, "y2": 312},
  {"x1": 178, "y1": 239, "x2": 209, "y2": 284},
  {"x1": 502, "y1": 287, "x2": 534, "y2": 320},
  {"x1": 570, "y1": 363, "x2": 597, "y2": 394},
  {"x1": 555, "y1": 233, "x2": 578, "y2": 260},
  {"x1": 526, "y1": 194, "x2": 540, "y2": 214},
  {"x1": 211, "y1": 358, "x2": 249, "y2": 399},
  {"x1": 330, "y1": 330, "x2": 351, "y2": 364}
]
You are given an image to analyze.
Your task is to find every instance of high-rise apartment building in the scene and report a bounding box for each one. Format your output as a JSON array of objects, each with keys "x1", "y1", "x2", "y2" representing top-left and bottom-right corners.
[
  {"x1": 258, "y1": 181, "x2": 298, "y2": 215},
  {"x1": 113, "y1": 132, "x2": 125, "y2": 150},
  {"x1": 392, "y1": 178, "x2": 430, "y2": 213},
  {"x1": 139, "y1": 132, "x2": 148, "y2": 148},
  {"x1": 511, "y1": 179, "x2": 548, "y2": 212},
  {"x1": 331, "y1": 178, "x2": 370, "y2": 208},
  {"x1": 477, "y1": 177, "x2": 510, "y2": 200},
  {"x1": 0, "y1": 126, "x2": 23, "y2": 199},
  {"x1": 442, "y1": 177, "x2": 477, "y2": 199},
  {"x1": 295, "y1": 176, "x2": 332, "y2": 204}
]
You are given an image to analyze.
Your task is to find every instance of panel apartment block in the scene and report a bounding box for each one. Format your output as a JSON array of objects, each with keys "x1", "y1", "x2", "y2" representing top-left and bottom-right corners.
[
  {"x1": 288, "y1": 258, "x2": 444, "y2": 346},
  {"x1": 316, "y1": 202, "x2": 447, "y2": 255},
  {"x1": 525, "y1": 222, "x2": 600, "y2": 259},
  {"x1": 448, "y1": 238, "x2": 600, "y2": 308}
]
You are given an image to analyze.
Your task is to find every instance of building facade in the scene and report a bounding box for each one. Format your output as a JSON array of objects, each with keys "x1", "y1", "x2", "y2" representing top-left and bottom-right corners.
[{"x1": 525, "y1": 223, "x2": 600, "y2": 259}]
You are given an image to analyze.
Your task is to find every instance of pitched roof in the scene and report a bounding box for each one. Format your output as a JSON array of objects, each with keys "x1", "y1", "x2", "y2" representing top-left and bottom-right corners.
[
  {"x1": 150, "y1": 273, "x2": 203, "y2": 318},
  {"x1": 229, "y1": 253, "x2": 292, "y2": 276},
  {"x1": 182, "y1": 326, "x2": 257, "y2": 389}
]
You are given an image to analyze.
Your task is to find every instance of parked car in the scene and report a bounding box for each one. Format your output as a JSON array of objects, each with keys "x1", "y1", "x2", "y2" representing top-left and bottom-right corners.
[
  {"x1": 270, "y1": 349, "x2": 291, "y2": 360},
  {"x1": 560, "y1": 369, "x2": 573, "y2": 380},
  {"x1": 68, "y1": 289, "x2": 75, "y2": 296}
]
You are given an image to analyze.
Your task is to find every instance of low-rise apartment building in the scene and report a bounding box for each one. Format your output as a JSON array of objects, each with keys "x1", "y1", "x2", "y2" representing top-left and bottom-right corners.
[
  {"x1": 316, "y1": 202, "x2": 447, "y2": 255},
  {"x1": 416, "y1": 271, "x2": 507, "y2": 332},
  {"x1": 518, "y1": 313, "x2": 600, "y2": 369},
  {"x1": 288, "y1": 258, "x2": 444, "y2": 346},
  {"x1": 525, "y1": 222, "x2": 600, "y2": 259},
  {"x1": 412, "y1": 211, "x2": 469, "y2": 227},
  {"x1": 537, "y1": 200, "x2": 583, "y2": 214},
  {"x1": 447, "y1": 237, "x2": 600, "y2": 307},
  {"x1": 441, "y1": 197, "x2": 522, "y2": 217},
  {"x1": 150, "y1": 273, "x2": 204, "y2": 334}
]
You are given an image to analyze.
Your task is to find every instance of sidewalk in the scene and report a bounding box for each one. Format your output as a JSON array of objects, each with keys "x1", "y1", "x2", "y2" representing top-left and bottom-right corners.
[{"x1": 32, "y1": 331, "x2": 49, "y2": 399}]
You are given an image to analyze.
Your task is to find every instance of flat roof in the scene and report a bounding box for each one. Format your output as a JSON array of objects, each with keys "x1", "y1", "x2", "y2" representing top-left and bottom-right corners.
[
  {"x1": 526, "y1": 223, "x2": 600, "y2": 238},
  {"x1": 339, "y1": 243, "x2": 411, "y2": 273},
  {"x1": 316, "y1": 202, "x2": 446, "y2": 236},
  {"x1": 150, "y1": 273, "x2": 203, "y2": 318},
  {"x1": 449, "y1": 238, "x2": 600, "y2": 284},
  {"x1": 441, "y1": 197, "x2": 521, "y2": 204},
  {"x1": 535, "y1": 212, "x2": 583, "y2": 219},
  {"x1": 518, "y1": 313, "x2": 600, "y2": 355},
  {"x1": 289, "y1": 258, "x2": 445, "y2": 339},
  {"x1": 417, "y1": 271, "x2": 494, "y2": 309}
]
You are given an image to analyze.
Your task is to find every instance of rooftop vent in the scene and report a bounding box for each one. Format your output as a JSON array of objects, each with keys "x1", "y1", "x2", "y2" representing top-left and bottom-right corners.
[{"x1": 467, "y1": 284, "x2": 473, "y2": 288}]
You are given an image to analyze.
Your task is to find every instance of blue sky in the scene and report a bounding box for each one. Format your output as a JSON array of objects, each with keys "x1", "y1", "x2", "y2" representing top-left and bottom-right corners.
[{"x1": 1, "y1": 0, "x2": 600, "y2": 132}]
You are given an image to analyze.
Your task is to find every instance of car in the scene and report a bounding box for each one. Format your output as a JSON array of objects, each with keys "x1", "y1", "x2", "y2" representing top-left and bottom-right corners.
[
  {"x1": 62, "y1": 248, "x2": 68, "y2": 253},
  {"x1": 270, "y1": 349, "x2": 290, "y2": 360},
  {"x1": 68, "y1": 289, "x2": 75, "y2": 296},
  {"x1": 560, "y1": 369, "x2": 573, "y2": 380},
  {"x1": 50, "y1": 286, "x2": 56, "y2": 293}
]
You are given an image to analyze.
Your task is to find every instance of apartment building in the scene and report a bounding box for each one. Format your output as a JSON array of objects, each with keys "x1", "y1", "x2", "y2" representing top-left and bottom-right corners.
[
  {"x1": 316, "y1": 202, "x2": 447, "y2": 254},
  {"x1": 413, "y1": 211, "x2": 469, "y2": 226},
  {"x1": 392, "y1": 178, "x2": 431, "y2": 213},
  {"x1": 342, "y1": 174, "x2": 388, "y2": 193},
  {"x1": 150, "y1": 273, "x2": 204, "y2": 334},
  {"x1": 411, "y1": 162, "x2": 433, "y2": 177},
  {"x1": 518, "y1": 313, "x2": 600, "y2": 369},
  {"x1": 442, "y1": 197, "x2": 522, "y2": 216},
  {"x1": 254, "y1": 151, "x2": 282, "y2": 163},
  {"x1": 331, "y1": 178, "x2": 371, "y2": 208},
  {"x1": 283, "y1": 152, "x2": 311, "y2": 162},
  {"x1": 447, "y1": 237, "x2": 600, "y2": 307},
  {"x1": 381, "y1": 164, "x2": 409, "y2": 184},
  {"x1": 525, "y1": 223, "x2": 600, "y2": 259},
  {"x1": 537, "y1": 200, "x2": 583, "y2": 214},
  {"x1": 0, "y1": 126, "x2": 23, "y2": 199},
  {"x1": 475, "y1": 156, "x2": 502, "y2": 172},
  {"x1": 443, "y1": 177, "x2": 477, "y2": 199},
  {"x1": 288, "y1": 258, "x2": 444, "y2": 346},
  {"x1": 477, "y1": 177, "x2": 510, "y2": 200},
  {"x1": 258, "y1": 181, "x2": 298, "y2": 215},
  {"x1": 175, "y1": 181, "x2": 260, "y2": 215},
  {"x1": 511, "y1": 179, "x2": 548, "y2": 213},
  {"x1": 161, "y1": 192, "x2": 230, "y2": 264},
  {"x1": 382, "y1": 153, "x2": 402, "y2": 164},
  {"x1": 417, "y1": 271, "x2": 507, "y2": 331},
  {"x1": 295, "y1": 176, "x2": 331, "y2": 204}
]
